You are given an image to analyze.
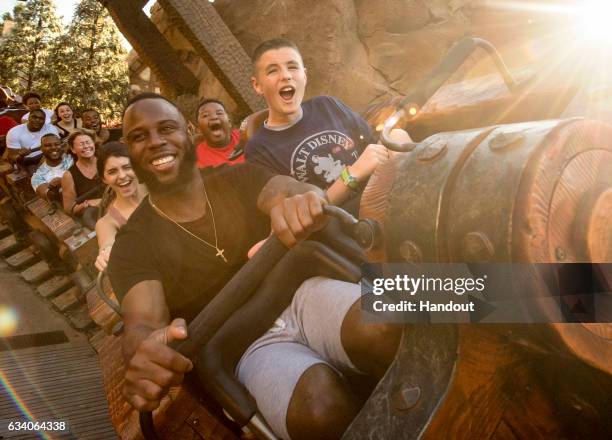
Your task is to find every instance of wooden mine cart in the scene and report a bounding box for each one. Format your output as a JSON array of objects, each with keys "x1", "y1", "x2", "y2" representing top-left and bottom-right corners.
[{"x1": 85, "y1": 37, "x2": 611, "y2": 439}]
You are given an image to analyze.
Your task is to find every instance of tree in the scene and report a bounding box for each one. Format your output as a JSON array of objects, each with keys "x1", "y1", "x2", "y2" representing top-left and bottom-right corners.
[
  {"x1": 0, "y1": 0, "x2": 62, "y2": 97},
  {"x1": 51, "y1": 0, "x2": 129, "y2": 122}
]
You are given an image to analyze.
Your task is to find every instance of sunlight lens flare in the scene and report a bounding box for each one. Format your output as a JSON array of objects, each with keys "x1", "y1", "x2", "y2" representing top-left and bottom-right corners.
[
  {"x1": 575, "y1": 0, "x2": 612, "y2": 45},
  {"x1": 0, "y1": 305, "x2": 18, "y2": 337}
]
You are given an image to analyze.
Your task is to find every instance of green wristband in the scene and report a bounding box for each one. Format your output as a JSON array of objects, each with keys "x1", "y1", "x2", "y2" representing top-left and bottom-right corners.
[{"x1": 340, "y1": 167, "x2": 359, "y2": 191}]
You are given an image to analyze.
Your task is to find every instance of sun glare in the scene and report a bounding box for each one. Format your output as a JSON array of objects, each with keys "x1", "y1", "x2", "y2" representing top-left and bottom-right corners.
[
  {"x1": 0, "y1": 305, "x2": 18, "y2": 337},
  {"x1": 575, "y1": 0, "x2": 612, "y2": 45}
]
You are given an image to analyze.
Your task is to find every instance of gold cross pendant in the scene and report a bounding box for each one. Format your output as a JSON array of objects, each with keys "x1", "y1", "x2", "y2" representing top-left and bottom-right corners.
[{"x1": 216, "y1": 248, "x2": 228, "y2": 263}]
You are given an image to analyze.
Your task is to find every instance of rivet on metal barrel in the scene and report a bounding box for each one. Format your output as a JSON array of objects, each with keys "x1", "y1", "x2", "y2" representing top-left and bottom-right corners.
[
  {"x1": 400, "y1": 240, "x2": 423, "y2": 263},
  {"x1": 461, "y1": 232, "x2": 495, "y2": 261},
  {"x1": 391, "y1": 384, "x2": 421, "y2": 412},
  {"x1": 489, "y1": 131, "x2": 526, "y2": 151},
  {"x1": 417, "y1": 138, "x2": 448, "y2": 162}
]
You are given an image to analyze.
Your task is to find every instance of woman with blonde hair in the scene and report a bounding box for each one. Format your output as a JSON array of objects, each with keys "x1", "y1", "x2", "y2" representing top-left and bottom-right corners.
[{"x1": 61, "y1": 130, "x2": 103, "y2": 229}]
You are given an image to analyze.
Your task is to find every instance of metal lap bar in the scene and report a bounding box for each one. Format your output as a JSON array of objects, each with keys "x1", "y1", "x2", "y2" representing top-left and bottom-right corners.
[
  {"x1": 381, "y1": 37, "x2": 519, "y2": 152},
  {"x1": 96, "y1": 271, "x2": 122, "y2": 317}
]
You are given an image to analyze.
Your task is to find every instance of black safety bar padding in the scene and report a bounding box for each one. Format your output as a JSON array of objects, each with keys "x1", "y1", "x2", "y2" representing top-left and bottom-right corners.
[
  {"x1": 196, "y1": 240, "x2": 362, "y2": 426},
  {"x1": 74, "y1": 183, "x2": 105, "y2": 205},
  {"x1": 170, "y1": 234, "x2": 289, "y2": 359},
  {"x1": 139, "y1": 412, "x2": 159, "y2": 440}
]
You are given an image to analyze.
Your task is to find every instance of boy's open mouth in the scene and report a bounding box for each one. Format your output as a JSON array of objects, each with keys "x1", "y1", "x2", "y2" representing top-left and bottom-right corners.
[
  {"x1": 208, "y1": 121, "x2": 223, "y2": 132},
  {"x1": 279, "y1": 86, "x2": 295, "y2": 102}
]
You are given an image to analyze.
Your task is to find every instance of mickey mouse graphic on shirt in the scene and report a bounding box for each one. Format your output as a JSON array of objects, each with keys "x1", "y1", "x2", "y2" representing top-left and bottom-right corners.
[{"x1": 290, "y1": 130, "x2": 358, "y2": 186}]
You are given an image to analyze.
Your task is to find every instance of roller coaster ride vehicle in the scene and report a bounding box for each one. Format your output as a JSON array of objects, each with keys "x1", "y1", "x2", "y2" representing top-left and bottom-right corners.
[{"x1": 86, "y1": 37, "x2": 611, "y2": 439}]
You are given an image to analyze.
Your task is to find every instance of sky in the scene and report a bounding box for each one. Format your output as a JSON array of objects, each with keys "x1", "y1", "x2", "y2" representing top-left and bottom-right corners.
[
  {"x1": 0, "y1": 0, "x2": 157, "y2": 50},
  {"x1": 1, "y1": 0, "x2": 78, "y2": 24}
]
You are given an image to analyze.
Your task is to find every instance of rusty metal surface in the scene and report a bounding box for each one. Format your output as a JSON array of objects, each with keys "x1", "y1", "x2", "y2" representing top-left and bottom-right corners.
[
  {"x1": 383, "y1": 125, "x2": 497, "y2": 262},
  {"x1": 375, "y1": 117, "x2": 612, "y2": 383},
  {"x1": 342, "y1": 325, "x2": 458, "y2": 440},
  {"x1": 158, "y1": 0, "x2": 265, "y2": 115}
]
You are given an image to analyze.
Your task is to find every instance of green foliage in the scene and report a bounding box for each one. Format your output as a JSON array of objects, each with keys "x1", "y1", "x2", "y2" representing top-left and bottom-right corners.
[
  {"x1": 51, "y1": 0, "x2": 129, "y2": 122},
  {"x1": 0, "y1": 0, "x2": 62, "y2": 97},
  {"x1": 0, "y1": 0, "x2": 129, "y2": 123}
]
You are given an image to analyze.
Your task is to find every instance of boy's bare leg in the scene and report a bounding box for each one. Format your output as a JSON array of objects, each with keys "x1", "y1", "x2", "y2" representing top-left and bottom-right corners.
[
  {"x1": 341, "y1": 300, "x2": 402, "y2": 379},
  {"x1": 286, "y1": 364, "x2": 360, "y2": 440}
]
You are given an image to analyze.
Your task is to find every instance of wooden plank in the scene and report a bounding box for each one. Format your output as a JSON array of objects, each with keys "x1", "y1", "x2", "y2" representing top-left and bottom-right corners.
[
  {"x1": 25, "y1": 197, "x2": 53, "y2": 218},
  {"x1": 88, "y1": 328, "x2": 108, "y2": 353},
  {"x1": 40, "y1": 209, "x2": 80, "y2": 240},
  {"x1": 66, "y1": 303, "x2": 95, "y2": 331},
  {"x1": 51, "y1": 286, "x2": 81, "y2": 312},
  {"x1": 37, "y1": 275, "x2": 73, "y2": 298},
  {"x1": 20, "y1": 260, "x2": 52, "y2": 284},
  {"x1": 0, "y1": 234, "x2": 23, "y2": 256},
  {"x1": 5, "y1": 246, "x2": 39, "y2": 269},
  {"x1": 0, "y1": 222, "x2": 11, "y2": 239},
  {"x1": 158, "y1": 0, "x2": 265, "y2": 115},
  {"x1": 103, "y1": 0, "x2": 199, "y2": 95}
]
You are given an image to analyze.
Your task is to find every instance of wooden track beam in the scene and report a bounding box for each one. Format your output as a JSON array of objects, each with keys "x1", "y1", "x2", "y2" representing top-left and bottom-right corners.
[
  {"x1": 157, "y1": 0, "x2": 265, "y2": 115},
  {"x1": 101, "y1": 0, "x2": 199, "y2": 95}
]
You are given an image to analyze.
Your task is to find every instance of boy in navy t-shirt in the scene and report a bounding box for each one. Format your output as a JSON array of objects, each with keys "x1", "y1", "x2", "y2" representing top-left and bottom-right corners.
[{"x1": 245, "y1": 38, "x2": 391, "y2": 206}]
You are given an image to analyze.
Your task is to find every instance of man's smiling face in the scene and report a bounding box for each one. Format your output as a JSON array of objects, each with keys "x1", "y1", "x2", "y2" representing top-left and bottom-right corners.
[
  {"x1": 41, "y1": 135, "x2": 63, "y2": 163},
  {"x1": 197, "y1": 101, "x2": 231, "y2": 148},
  {"x1": 252, "y1": 46, "x2": 307, "y2": 126},
  {"x1": 123, "y1": 98, "x2": 196, "y2": 194}
]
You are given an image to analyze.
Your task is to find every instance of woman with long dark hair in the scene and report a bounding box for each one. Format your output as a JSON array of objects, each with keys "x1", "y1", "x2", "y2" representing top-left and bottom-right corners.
[
  {"x1": 53, "y1": 102, "x2": 82, "y2": 140},
  {"x1": 94, "y1": 142, "x2": 146, "y2": 271}
]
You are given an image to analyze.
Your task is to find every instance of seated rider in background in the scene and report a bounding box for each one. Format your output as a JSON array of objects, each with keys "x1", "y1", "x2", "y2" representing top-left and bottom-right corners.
[
  {"x1": 108, "y1": 93, "x2": 400, "y2": 440},
  {"x1": 81, "y1": 108, "x2": 110, "y2": 146},
  {"x1": 53, "y1": 102, "x2": 83, "y2": 141},
  {"x1": 20, "y1": 91, "x2": 54, "y2": 124},
  {"x1": 5, "y1": 108, "x2": 60, "y2": 173},
  {"x1": 31, "y1": 133, "x2": 73, "y2": 202},
  {"x1": 61, "y1": 130, "x2": 103, "y2": 229},
  {"x1": 245, "y1": 38, "x2": 397, "y2": 208},
  {"x1": 194, "y1": 98, "x2": 244, "y2": 168},
  {"x1": 94, "y1": 142, "x2": 146, "y2": 272}
]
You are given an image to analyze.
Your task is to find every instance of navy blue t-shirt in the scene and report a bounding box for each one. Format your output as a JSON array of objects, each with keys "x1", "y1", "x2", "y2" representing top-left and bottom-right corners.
[{"x1": 245, "y1": 96, "x2": 374, "y2": 189}]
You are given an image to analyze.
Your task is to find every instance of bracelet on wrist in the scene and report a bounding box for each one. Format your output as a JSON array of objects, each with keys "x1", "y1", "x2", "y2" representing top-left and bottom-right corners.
[{"x1": 340, "y1": 167, "x2": 360, "y2": 191}]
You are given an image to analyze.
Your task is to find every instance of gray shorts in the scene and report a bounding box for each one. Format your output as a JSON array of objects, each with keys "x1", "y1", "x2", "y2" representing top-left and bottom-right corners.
[{"x1": 236, "y1": 276, "x2": 361, "y2": 440}]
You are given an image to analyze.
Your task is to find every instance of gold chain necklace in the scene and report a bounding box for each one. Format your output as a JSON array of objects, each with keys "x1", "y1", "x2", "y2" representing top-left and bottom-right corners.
[{"x1": 148, "y1": 186, "x2": 227, "y2": 263}]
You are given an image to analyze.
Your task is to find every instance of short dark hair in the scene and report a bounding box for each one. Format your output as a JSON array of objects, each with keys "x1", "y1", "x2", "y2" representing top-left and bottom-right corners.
[
  {"x1": 22, "y1": 91, "x2": 42, "y2": 104},
  {"x1": 81, "y1": 108, "x2": 99, "y2": 116},
  {"x1": 252, "y1": 38, "x2": 302, "y2": 66},
  {"x1": 67, "y1": 129, "x2": 95, "y2": 150},
  {"x1": 123, "y1": 92, "x2": 178, "y2": 119},
  {"x1": 97, "y1": 141, "x2": 129, "y2": 177},
  {"x1": 195, "y1": 98, "x2": 226, "y2": 119},
  {"x1": 29, "y1": 108, "x2": 45, "y2": 117},
  {"x1": 40, "y1": 133, "x2": 60, "y2": 144},
  {"x1": 54, "y1": 102, "x2": 73, "y2": 121}
]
